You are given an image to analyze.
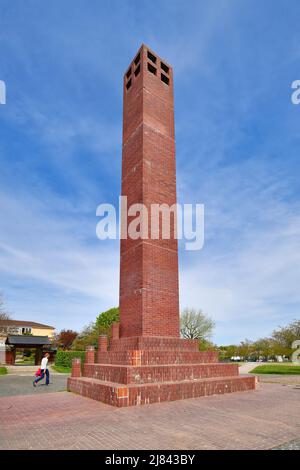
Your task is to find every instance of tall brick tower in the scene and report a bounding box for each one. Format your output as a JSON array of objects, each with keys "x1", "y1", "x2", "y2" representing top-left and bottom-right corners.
[
  {"x1": 68, "y1": 45, "x2": 256, "y2": 406},
  {"x1": 120, "y1": 44, "x2": 179, "y2": 338}
]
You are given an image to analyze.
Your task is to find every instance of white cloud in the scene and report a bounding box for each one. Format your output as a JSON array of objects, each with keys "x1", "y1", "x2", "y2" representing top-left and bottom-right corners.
[{"x1": 0, "y1": 185, "x2": 120, "y2": 329}]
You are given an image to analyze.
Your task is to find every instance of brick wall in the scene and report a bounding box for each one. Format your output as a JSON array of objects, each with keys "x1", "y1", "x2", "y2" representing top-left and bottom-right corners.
[{"x1": 120, "y1": 45, "x2": 179, "y2": 338}]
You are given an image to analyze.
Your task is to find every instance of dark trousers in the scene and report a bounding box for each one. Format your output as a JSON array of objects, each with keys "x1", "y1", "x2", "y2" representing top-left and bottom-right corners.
[{"x1": 35, "y1": 369, "x2": 50, "y2": 385}]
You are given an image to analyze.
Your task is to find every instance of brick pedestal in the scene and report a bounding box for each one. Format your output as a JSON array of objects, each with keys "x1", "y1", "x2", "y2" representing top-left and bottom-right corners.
[
  {"x1": 85, "y1": 346, "x2": 95, "y2": 364},
  {"x1": 68, "y1": 335, "x2": 256, "y2": 407},
  {"x1": 98, "y1": 335, "x2": 108, "y2": 352},
  {"x1": 71, "y1": 358, "x2": 81, "y2": 378}
]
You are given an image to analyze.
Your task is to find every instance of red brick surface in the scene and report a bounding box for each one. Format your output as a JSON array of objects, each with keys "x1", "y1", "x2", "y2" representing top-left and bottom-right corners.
[
  {"x1": 109, "y1": 336, "x2": 200, "y2": 351},
  {"x1": 85, "y1": 346, "x2": 95, "y2": 364},
  {"x1": 98, "y1": 335, "x2": 108, "y2": 352},
  {"x1": 111, "y1": 322, "x2": 120, "y2": 340},
  {"x1": 120, "y1": 45, "x2": 179, "y2": 338},
  {"x1": 71, "y1": 358, "x2": 81, "y2": 378},
  {"x1": 68, "y1": 375, "x2": 256, "y2": 407},
  {"x1": 83, "y1": 363, "x2": 239, "y2": 384},
  {"x1": 97, "y1": 349, "x2": 219, "y2": 365}
]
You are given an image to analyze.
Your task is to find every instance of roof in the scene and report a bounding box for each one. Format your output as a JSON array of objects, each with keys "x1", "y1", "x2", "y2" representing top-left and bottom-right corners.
[
  {"x1": 6, "y1": 335, "x2": 51, "y2": 346},
  {"x1": 0, "y1": 320, "x2": 54, "y2": 329}
]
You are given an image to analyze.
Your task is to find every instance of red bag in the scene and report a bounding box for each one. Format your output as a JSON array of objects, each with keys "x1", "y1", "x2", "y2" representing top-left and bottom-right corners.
[{"x1": 35, "y1": 368, "x2": 42, "y2": 377}]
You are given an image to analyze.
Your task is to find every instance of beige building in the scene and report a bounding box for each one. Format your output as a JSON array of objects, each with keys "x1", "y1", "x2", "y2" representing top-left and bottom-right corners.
[
  {"x1": 0, "y1": 320, "x2": 55, "y2": 337},
  {"x1": 0, "y1": 320, "x2": 55, "y2": 365}
]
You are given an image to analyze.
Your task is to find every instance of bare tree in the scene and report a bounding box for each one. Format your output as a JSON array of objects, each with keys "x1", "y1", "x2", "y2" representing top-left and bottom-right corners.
[
  {"x1": 180, "y1": 308, "x2": 215, "y2": 340},
  {"x1": 0, "y1": 293, "x2": 11, "y2": 321}
]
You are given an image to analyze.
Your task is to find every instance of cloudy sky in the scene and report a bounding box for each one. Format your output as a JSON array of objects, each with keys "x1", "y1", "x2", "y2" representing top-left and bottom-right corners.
[{"x1": 0, "y1": 0, "x2": 299, "y2": 344}]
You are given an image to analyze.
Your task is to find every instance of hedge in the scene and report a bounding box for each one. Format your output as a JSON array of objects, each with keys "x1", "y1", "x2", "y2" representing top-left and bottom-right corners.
[{"x1": 55, "y1": 350, "x2": 86, "y2": 368}]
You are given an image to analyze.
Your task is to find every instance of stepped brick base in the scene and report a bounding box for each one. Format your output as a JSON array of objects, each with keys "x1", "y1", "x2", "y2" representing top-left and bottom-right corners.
[
  {"x1": 68, "y1": 375, "x2": 256, "y2": 407},
  {"x1": 67, "y1": 336, "x2": 256, "y2": 407}
]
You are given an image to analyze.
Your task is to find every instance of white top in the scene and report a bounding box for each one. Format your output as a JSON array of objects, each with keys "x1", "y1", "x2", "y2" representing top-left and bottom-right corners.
[{"x1": 41, "y1": 357, "x2": 48, "y2": 370}]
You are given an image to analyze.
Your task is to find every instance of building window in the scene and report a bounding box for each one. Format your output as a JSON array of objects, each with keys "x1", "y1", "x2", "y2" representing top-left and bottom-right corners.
[
  {"x1": 147, "y1": 51, "x2": 157, "y2": 64},
  {"x1": 22, "y1": 327, "x2": 32, "y2": 334},
  {"x1": 134, "y1": 64, "x2": 141, "y2": 77},
  {"x1": 126, "y1": 78, "x2": 132, "y2": 90},
  {"x1": 147, "y1": 63, "x2": 157, "y2": 76},
  {"x1": 126, "y1": 67, "x2": 132, "y2": 79},
  {"x1": 161, "y1": 73, "x2": 169, "y2": 85},
  {"x1": 161, "y1": 62, "x2": 169, "y2": 74},
  {"x1": 134, "y1": 52, "x2": 140, "y2": 66}
]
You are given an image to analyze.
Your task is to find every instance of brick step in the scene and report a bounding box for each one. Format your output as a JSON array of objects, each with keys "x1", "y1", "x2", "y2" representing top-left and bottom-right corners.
[
  {"x1": 83, "y1": 362, "x2": 239, "y2": 384},
  {"x1": 109, "y1": 337, "x2": 200, "y2": 352},
  {"x1": 68, "y1": 375, "x2": 257, "y2": 407},
  {"x1": 97, "y1": 350, "x2": 219, "y2": 365}
]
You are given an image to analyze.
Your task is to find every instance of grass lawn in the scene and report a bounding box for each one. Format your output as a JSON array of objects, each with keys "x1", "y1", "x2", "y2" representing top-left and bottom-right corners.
[
  {"x1": 0, "y1": 366, "x2": 8, "y2": 375},
  {"x1": 52, "y1": 365, "x2": 71, "y2": 374},
  {"x1": 250, "y1": 364, "x2": 300, "y2": 375}
]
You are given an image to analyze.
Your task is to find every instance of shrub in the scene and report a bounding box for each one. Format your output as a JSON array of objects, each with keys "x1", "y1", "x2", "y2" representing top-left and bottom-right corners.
[
  {"x1": 55, "y1": 350, "x2": 85, "y2": 369},
  {"x1": 0, "y1": 367, "x2": 7, "y2": 375},
  {"x1": 96, "y1": 307, "x2": 119, "y2": 335}
]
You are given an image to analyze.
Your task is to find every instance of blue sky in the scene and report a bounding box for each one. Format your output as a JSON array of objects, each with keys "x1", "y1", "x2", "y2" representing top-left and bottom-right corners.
[{"x1": 0, "y1": 0, "x2": 299, "y2": 344}]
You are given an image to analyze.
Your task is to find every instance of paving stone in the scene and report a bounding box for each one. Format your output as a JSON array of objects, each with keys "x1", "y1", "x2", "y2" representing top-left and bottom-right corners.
[{"x1": 0, "y1": 383, "x2": 299, "y2": 450}]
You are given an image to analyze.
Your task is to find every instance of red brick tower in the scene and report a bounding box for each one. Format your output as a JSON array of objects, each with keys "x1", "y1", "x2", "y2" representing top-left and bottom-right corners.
[
  {"x1": 120, "y1": 45, "x2": 179, "y2": 338},
  {"x1": 68, "y1": 46, "x2": 256, "y2": 406}
]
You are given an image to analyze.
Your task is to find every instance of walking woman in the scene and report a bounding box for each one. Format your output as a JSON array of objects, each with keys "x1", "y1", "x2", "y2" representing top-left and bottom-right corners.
[{"x1": 33, "y1": 352, "x2": 50, "y2": 387}]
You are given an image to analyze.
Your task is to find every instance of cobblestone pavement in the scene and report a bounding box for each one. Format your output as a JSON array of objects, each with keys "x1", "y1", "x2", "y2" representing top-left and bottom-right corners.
[
  {"x1": 0, "y1": 383, "x2": 299, "y2": 450},
  {"x1": 0, "y1": 374, "x2": 68, "y2": 397}
]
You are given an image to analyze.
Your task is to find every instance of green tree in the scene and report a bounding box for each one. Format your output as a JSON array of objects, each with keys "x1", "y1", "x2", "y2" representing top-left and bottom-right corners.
[
  {"x1": 199, "y1": 339, "x2": 217, "y2": 352},
  {"x1": 71, "y1": 307, "x2": 120, "y2": 351},
  {"x1": 218, "y1": 344, "x2": 239, "y2": 361},
  {"x1": 96, "y1": 307, "x2": 119, "y2": 335},
  {"x1": 72, "y1": 322, "x2": 98, "y2": 350},
  {"x1": 251, "y1": 338, "x2": 273, "y2": 359},
  {"x1": 180, "y1": 308, "x2": 215, "y2": 340},
  {"x1": 238, "y1": 340, "x2": 254, "y2": 359},
  {"x1": 271, "y1": 320, "x2": 300, "y2": 356},
  {"x1": 0, "y1": 293, "x2": 11, "y2": 321},
  {"x1": 56, "y1": 329, "x2": 78, "y2": 350}
]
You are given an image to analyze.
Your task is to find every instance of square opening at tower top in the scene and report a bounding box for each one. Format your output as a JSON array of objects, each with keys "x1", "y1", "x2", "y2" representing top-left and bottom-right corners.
[
  {"x1": 147, "y1": 51, "x2": 157, "y2": 64},
  {"x1": 161, "y1": 62, "x2": 169, "y2": 74},
  {"x1": 161, "y1": 73, "x2": 169, "y2": 85},
  {"x1": 147, "y1": 63, "x2": 157, "y2": 76},
  {"x1": 126, "y1": 67, "x2": 132, "y2": 79},
  {"x1": 134, "y1": 64, "x2": 141, "y2": 77},
  {"x1": 134, "y1": 52, "x2": 140, "y2": 66},
  {"x1": 126, "y1": 78, "x2": 132, "y2": 90}
]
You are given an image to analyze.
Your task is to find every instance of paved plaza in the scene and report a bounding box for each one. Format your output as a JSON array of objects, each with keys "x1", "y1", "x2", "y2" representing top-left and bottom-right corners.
[
  {"x1": 0, "y1": 381, "x2": 299, "y2": 450},
  {"x1": 0, "y1": 373, "x2": 68, "y2": 397}
]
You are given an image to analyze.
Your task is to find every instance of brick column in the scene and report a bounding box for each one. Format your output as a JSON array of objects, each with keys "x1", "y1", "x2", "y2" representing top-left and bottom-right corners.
[
  {"x1": 71, "y1": 358, "x2": 81, "y2": 378},
  {"x1": 111, "y1": 322, "x2": 120, "y2": 340},
  {"x1": 98, "y1": 335, "x2": 108, "y2": 352},
  {"x1": 85, "y1": 345, "x2": 95, "y2": 364},
  {"x1": 120, "y1": 45, "x2": 179, "y2": 338}
]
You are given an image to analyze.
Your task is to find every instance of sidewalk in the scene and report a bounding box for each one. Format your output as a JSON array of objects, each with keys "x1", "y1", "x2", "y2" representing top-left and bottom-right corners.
[
  {"x1": 0, "y1": 372, "x2": 69, "y2": 397},
  {"x1": 239, "y1": 362, "x2": 266, "y2": 374},
  {"x1": 6, "y1": 364, "x2": 62, "y2": 376},
  {"x1": 0, "y1": 383, "x2": 299, "y2": 450}
]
